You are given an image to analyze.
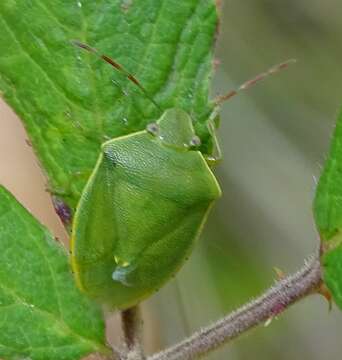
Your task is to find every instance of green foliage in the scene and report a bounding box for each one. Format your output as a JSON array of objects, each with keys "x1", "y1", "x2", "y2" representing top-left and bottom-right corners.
[
  {"x1": 0, "y1": 0, "x2": 218, "y2": 215},
  {"x1": 0, "y1": 0, "x2": 219, "y2": 357},
  {"x1": 314, "y1": 107, "x2": 342, "y2": 309},
  {"x1": 71, "y1": 109, "x2": 221, "y2": 309},
  {"x1": 0, "y1": 186, "x2": 109, "y2": 360}
]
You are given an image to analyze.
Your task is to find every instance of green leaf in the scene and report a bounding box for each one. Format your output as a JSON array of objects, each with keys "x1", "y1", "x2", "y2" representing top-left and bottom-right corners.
[
  {"x1": 313, "y1": 107, "x2": 342, "y2": 309},
  {"x1": 0, "y1": 186, "x2": 109, "y2": 360},
  {"x1": 0, "y1": 0, "x2": 218, "y2": 214}
]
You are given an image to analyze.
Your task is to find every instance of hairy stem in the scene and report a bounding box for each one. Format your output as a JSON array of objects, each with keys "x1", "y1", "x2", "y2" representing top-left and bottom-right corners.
[
  {"x1": 121, "y1": 305, "x2": 145, "y2": 359},
  {"x1": 148, "y1": 254, "x2": 322, "y2": 360}
]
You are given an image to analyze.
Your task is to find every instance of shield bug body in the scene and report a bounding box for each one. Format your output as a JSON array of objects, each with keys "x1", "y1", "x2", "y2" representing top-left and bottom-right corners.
[
  {"x1": 70, "y1": 42, "x2": 294, "y2": 309},
  {"x1": 71, "y1": 108, "x2": 221, "y2": 309}
]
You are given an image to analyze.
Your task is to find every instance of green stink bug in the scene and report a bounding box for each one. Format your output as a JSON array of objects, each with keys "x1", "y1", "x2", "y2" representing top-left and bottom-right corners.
[
  {"x1": 71, "y1": 107, "x2": 221, "y2": 309},
  {"x1": 71, "y1": 43, "x2": 294, "y2": 309}
]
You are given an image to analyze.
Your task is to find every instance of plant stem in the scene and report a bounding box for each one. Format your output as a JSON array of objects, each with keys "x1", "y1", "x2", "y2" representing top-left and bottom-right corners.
[
  {"x1": 148, "y1": 254, "x2": 322, "y2": 360},
  {"x1": 121, "y1": 305, "x2": 145, "y2": 359}
]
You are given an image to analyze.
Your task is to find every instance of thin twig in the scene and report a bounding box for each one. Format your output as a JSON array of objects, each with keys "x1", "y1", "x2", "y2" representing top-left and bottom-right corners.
[
  {"x1": 148, "y1": 254, "x2": 322, "y2": 360},
  {"x1": 121, "y1": 305, "x2": 145, "y2": 359}
]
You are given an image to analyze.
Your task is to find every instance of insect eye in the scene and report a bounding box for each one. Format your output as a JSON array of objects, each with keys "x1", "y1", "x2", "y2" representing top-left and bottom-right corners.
[
  {"x1": 146, "y1": 122, "x2": 160, "y2": 136},
  {"x1": 189, "y1": 135, "x2": 201, "y2": 148}
]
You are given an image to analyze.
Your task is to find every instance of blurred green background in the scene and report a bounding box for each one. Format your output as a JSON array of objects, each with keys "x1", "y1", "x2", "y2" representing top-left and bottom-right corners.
[{"x1": 144, "y1": 1, "x2": 342, "y2": 359}]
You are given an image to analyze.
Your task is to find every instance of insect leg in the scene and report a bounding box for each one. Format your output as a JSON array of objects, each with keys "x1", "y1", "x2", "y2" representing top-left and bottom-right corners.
[{"x1": 204, "y1": 115, "x2": 222, "y2": 166}]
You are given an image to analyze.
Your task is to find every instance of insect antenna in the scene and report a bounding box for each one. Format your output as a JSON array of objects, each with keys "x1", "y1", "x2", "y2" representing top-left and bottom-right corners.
[
  {"x1": 72, "y1": 40, "x2": 162, "y2": 111},
  {"x1": 214, "y1": 59, "x2": 296, "y2": 106}
]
